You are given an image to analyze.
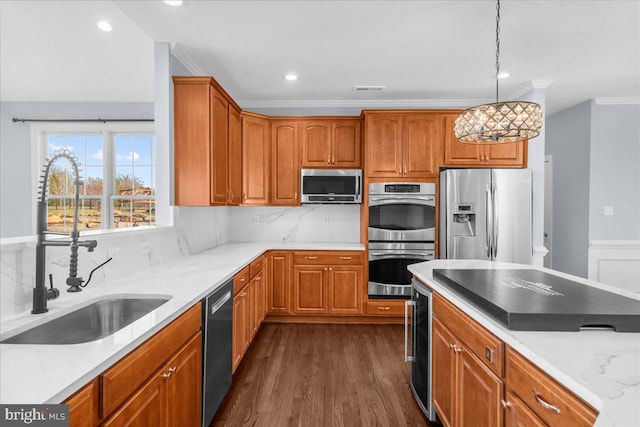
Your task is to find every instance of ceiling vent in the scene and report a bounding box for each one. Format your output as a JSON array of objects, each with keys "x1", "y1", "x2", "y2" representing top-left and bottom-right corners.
[{"x1": 353, "y1": 86, "x2": 386, "y2": 92}]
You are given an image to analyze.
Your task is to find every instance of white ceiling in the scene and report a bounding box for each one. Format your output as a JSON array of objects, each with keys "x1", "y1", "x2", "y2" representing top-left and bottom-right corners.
[{"x1": 2, "y1": 1, "x2": 639, "y2": 115}]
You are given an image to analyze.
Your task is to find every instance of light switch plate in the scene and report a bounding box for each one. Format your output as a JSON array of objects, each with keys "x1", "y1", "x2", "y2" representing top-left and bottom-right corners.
[{"x1": 604, "y1": 206, "x2": 614, "y2": 216}]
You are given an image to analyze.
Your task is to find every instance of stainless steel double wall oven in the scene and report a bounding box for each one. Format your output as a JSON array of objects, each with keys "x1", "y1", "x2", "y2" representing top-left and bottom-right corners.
[{"x1": 367, "y1": 182, "x2": 436, "y2": 299}]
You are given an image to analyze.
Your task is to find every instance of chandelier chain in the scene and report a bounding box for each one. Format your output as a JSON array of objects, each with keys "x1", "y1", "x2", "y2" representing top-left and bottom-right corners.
[{"x1": 495, "y1": 0, "x2": 501, "y2": 103}]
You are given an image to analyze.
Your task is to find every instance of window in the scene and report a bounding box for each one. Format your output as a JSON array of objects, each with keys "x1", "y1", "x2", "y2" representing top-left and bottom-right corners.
[{"x1": 35, "y1": 122, "x2": 155, "y2": 232}]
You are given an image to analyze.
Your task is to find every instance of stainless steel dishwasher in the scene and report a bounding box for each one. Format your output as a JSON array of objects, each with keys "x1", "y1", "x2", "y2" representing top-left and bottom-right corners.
[{"x1": 202, "y1": 279, "x2": 233, "y2": 427}]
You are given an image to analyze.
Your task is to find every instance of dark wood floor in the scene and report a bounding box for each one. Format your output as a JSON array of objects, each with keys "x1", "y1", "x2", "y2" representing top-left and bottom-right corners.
[{"x1": 213, "y1": 323, "x2": 434, "y2": 427}]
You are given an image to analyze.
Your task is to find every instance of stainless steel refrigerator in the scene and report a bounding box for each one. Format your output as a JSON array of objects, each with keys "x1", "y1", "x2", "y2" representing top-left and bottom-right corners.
[{"x1": 439, "y1": 169, "x2": 532, "y2": 264}]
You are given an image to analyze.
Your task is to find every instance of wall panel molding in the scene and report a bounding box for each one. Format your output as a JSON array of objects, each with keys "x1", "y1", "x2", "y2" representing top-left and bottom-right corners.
[{"x1": 588, "y1": 240, "x2": 640, "y2": 293}]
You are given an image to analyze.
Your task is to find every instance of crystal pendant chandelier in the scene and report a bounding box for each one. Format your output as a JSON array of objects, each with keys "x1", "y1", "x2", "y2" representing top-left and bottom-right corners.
[{"x1": 454, "y1": 0, "x2": 542, "y2": 144}]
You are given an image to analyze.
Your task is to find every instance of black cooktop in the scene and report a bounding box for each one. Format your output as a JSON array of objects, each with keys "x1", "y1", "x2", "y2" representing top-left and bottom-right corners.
[{"x1": 433, "y1": 269, "x2": 640, "y2": 332}]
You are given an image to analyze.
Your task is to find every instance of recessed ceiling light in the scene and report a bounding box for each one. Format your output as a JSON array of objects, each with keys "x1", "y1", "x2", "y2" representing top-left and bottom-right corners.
[
  {"x1": 164, "y1": 0, "x2": 184, "y2": 6},
  {"x1": 96, "y1": 21, "x2": 113, "y2": 32},
  {"x1": 497, "y1": 72, "x2": 511, "y2": 79},
  {"x1": 284, "y1": 74, "x2": 298, "y2": 81}
]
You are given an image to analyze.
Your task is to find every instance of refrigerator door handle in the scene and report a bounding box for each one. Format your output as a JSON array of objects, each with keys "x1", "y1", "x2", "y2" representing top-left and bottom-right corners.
[
  {"x1": 485, "y1": 185, "x2": 492, "y2": 258},
  {"x1": 492, "y1": 183, "x2": 499, "y2": 259}
]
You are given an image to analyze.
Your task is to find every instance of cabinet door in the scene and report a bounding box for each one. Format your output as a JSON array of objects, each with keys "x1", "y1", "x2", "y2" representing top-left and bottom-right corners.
[
  {"x1": 403, "y1": 114, "x2": 443, "y2": 178},
  {"x1": 504, "y1": 391, "x2": 546, "y2": 427},
  {"x1": 457, "y1": 345, "x2": 504, "y2": 427},
  {"x1": 366, "y1": 114, "x2": 403, "y2": 177},
  {"x1": 102, "y1": 374, "x2": 166, "y2": 427},
  {"x1": 173, "y1": 78, "x2": 211, "y2": 206},
  {"x1": 484, "y1": 141, "x2": 527, "y2": 167},
  {"x1": 166, "y1": 333, "x2": 202, "y2": 427},
  {"x1": 332, "y1": 120, "x2": 361, "y2": 168},
  {"x1": 328, "y1": 266, "x2": 362, "y2": 315},
  {"x1": 443, "y1": 114, "x2": 483, "y2": 166},
  {"x1": 232, "y1": 287, "x2": 249, "y2": 373},
  {"x1": 301, "y1": 120, "x2": 331, "y2": 167},
  {"x1": 268, "y1": 251, "x2": 291, "y2": 314},
  {"x1": 432, "y1": 317, "x2": 457, "y2": 427},
  {"x1": 228, "y1": 104, "x2": 243, "y2": 205},
  {"x1": 272, "y1": 121, "x2": 300, "y2": 205},
  {"x1": 293, "y1": 265, "x2": 327, "y2": 314},
  {"x1": 242, "y1": 114, "x2": 271, "y2": 205},
  {"x1": 211, "y1": 88, "x2": 229, "y2": 205},
  {"x1": 64, "y1": 379, "x2": 99, "y2": 427}
]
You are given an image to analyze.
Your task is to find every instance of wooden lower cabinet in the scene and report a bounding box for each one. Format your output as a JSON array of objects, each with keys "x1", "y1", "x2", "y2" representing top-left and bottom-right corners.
[
  {"x1": 504, "y1": 391, "x2": 546, "y2": 427},
  {"x1": 64, "y1": 379, "x2": 99, "y2": 427},
  {"x1": 432, "y1": 316, "x2": 457, "y2": 427},
  {"x1": 328, "y1": 266, "x2": 362, "y2": 314},
  {"x1": 101, "y1": 373, "x2": 165, "y2": 427},
  {"x1": 232, "y1": 282, "x2": 250, "y2": 373},
  {"x1": 267, "y1": 251, "x2": 292, "y2": 314},
  {"x1": 293, "y1": 265, "x2": 327, "y2": 314}
]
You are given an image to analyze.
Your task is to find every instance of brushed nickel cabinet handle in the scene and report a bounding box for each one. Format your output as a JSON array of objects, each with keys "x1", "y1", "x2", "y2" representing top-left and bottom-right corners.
[
  {"x1": 533, "y1": 389, "x2": 561, "y2": 414},
  {"x1": 305, "y1": 256, "x2": 318, "y2": 260},
  {"x1": 339, "y1": 256, "x2": 352, "y2": 260},
  {"x1": 403, "y1": 165, "x2": 407, "y2": 175},
  {"x1": 501, "y1": 400, "x2": 512, "y2": 409},
  {"x1": 240, "y1": 292, "x2": 247, "y2": 297},
  {"x1": 242, "y1": 193, "x2": 247, "y2": 202},
  {"x1": 327, "y1": 154, "x2": 331, "y2": 164},
  {"x1": 377, "y1": 306, "x2": 391, "y2": 311},
  {"x1": 332, "y1": 155, "x2": 335, "y2": 164},
  {"x1": 294, "y1": 192, "x2": 298, "y2": 201}
]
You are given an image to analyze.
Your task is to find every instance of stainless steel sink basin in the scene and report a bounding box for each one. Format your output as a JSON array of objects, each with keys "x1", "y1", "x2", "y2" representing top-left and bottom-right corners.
[{"x1": 1, "y1": 297, "x2": 171, "y2": 345}]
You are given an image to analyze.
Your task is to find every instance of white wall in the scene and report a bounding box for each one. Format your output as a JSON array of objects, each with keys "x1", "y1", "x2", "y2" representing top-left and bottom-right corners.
[{"x1": 0, "y1": 101, "x2": 154, "y2": 238}]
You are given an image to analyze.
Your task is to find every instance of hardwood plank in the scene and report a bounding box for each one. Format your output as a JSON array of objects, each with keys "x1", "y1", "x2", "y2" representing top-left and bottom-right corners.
[{"x1": 213, "y1": 323, "x2": 433, "y2": 426}]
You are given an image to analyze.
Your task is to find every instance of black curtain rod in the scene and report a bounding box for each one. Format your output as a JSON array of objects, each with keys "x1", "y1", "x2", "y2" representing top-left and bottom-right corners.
[{"x1": 12, "y1": 118, "x2": 154, "y2": 123}]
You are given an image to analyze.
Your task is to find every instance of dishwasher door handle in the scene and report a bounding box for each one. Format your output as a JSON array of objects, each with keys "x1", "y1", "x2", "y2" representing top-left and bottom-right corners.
[{"x1": 210, "y1": 291, "x2": 232, "y2": 315}]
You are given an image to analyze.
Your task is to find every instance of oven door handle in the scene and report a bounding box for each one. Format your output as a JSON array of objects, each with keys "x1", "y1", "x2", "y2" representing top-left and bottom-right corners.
[
  {"x1": 370, "y1": 252, "x2": 434, "y2": 259},
  {"x1": 405, "y1": 300, "x2": 416, "y2": 362},
  {"x1": 369, "y1": 197, "x2": 436, "y2": 206}
]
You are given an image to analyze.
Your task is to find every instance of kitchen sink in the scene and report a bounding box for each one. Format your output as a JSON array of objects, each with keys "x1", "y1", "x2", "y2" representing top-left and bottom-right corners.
[{"x1": 0, "y1": 296, "x2": 171, "y2": 345}]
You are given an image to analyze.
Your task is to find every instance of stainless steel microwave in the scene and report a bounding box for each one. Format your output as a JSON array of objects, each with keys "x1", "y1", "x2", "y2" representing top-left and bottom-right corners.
[{"x1": 300, "y1": 169, "x2": 363, "y2": 204}]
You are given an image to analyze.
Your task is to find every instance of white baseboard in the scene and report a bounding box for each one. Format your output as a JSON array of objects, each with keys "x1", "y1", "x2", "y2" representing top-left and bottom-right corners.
[{"x1": 588, "y1": 240, "x2": 640, "y2": 293}]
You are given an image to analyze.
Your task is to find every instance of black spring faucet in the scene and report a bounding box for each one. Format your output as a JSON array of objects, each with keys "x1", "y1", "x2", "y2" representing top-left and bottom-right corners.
[{"x1": 32, "y1": 149, "x2": 99, "y2": 314}]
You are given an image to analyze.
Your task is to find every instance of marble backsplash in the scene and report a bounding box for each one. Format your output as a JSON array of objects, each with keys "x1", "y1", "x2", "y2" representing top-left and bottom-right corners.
[
  {"x1": 0, "y1": 204, "x2": 361, "y2": 320},
  {"x1": 0, "y1": 206, "x2": 230, "y2": 321},
  {"x1": 225, "y1": 205, "x2": 361, "y2": 243}
]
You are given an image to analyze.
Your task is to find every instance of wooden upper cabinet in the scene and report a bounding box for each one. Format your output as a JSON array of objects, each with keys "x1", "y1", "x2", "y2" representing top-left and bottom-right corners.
[
  {"x1": 444, "y1": 114, "x2": 527, "y2": 168},
  {"x1": 366, "y1": 114, "x2": 403, "y2": 176},
  {"x1": 365, "y1": 112, "x2": 442, "y2": 178},
  {"x1": 301, "y1": 120, "x2": 331, "y2": 167},
  {"x1": 228, "y1": 105, "x2": 243, "y2": 205},
  {"x1": 211, "y1": 87, "x2": 229, "y2": 205},
  {"x1": 272, "y1": 120, "x2": 300, "y2": 205},
  {"x1": 242, "y1": 113, "x2": 271, "y2": 205},
  {"x1": 301, "y1": 119, "x2": 361, "y2": 168},
  {"x1": 332, "y1": 120, "x2": 361, "y2": 168},
  {"x1": 173, "y1": 76, "x2": 242, "y2": 206},
  {"x1": 403, "y1": 114, "x2": 443, "y2": 178},
  {"x1": 173, "y1": 77, "x2": 211, "y2": 206}
]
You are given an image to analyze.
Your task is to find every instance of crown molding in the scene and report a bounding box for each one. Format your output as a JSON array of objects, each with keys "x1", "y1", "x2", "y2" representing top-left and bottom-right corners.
[
  {"x1": 506, "y1": 80, "x2": 554, "y2": 100},
  {"x1": 169, "y1": 43, "x2": 205, "y2": 76},
  {"x1": 237, "y1": 98, "x2": 491, "y2": 110},
  {"x1": 594, "y1": 97, "x2": 640, "y2": 105}
]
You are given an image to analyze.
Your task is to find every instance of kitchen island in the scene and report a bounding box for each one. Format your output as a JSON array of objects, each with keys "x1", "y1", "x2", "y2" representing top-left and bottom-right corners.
[{"x1": 409, "y1": 259, "x2": 640, "y2": 427}]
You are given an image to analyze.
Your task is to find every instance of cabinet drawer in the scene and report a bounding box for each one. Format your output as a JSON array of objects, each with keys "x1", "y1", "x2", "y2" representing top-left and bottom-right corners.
[
  {"x1": 366, "y1": 300, "x2": 405, "y2": 315},
  {"x1": 506, "y1": 348, "x2": 598, "y2": 427},
  {"x1": 234, "y1": 265, "x2": 250, "y2": 295},
  {"x1": 101, "y1": 304, "x2": 201, "y2": 417},
  {"x1": 249, "y1": 256, "x2": 264, "y2": 279},
  {"x1": 293, "y1": 251, "x2": 363, "y2": 265},
  {"x1": 433, "y1": 293, "x2": 504, "y2": 377}
]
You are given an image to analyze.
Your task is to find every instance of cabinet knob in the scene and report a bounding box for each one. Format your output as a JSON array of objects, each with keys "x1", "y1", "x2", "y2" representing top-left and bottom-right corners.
[{"x1": 501, "y1": 400, "x2": 512, "y2": 409}]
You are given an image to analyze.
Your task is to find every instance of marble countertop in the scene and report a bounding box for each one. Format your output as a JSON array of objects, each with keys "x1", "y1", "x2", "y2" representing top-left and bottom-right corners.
[
  {"x1": 408, "y1": 259, "x2": 640, "y2": 427},
  {"x1": 0, "y1": 242, "x2": 364, "y2": 404}
]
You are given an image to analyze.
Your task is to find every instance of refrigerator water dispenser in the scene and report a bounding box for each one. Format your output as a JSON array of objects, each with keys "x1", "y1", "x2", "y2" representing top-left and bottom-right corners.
[{"x1": 452, "y1": 203, "x2": 476, "y2": 236}]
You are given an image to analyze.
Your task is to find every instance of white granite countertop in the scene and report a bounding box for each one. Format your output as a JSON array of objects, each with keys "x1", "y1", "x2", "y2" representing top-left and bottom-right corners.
[
  {"x1": 0, "y1": 242, "x2": 363, "y2": 404},
  {"x1": 408, "y1": 259, "x2": 640, "y2": 427}
]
